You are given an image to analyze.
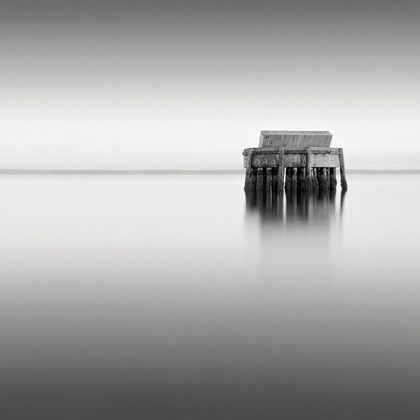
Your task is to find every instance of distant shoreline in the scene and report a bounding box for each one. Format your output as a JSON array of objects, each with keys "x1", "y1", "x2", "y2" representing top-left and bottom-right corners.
[{"x1": 0, "y1": 169, "x2": 420, "y2": 175}]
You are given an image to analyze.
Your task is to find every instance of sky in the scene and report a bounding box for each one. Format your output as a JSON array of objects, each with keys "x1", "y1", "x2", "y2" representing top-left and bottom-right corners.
[{"x1": 0, "y1": 0, "x2": 419, "y2": 170}]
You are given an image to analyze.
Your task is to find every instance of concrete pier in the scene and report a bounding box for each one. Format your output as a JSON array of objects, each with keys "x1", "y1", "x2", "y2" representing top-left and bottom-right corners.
[{"x1": 243, "y1": 131, "x2": 347, "y2": 192}]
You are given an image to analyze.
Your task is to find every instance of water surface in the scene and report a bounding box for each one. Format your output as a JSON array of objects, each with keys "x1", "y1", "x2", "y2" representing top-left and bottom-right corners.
[{"x1": 1, "y1": 174, "x2": 420, "y2": 419}]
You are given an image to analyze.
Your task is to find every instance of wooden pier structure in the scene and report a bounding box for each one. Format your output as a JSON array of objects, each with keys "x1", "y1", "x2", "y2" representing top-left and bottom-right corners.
[{"x1": 243, "y1": 131, "x2": 347, "y2": 192}]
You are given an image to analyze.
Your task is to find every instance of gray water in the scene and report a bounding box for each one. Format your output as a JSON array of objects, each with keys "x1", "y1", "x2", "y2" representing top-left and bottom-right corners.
[{"x1": 1, "y1": 174, "x2": 420, "y2": 419}]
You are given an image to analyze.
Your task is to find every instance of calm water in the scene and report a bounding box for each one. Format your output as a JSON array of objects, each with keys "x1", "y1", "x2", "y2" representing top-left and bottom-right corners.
[{"x1": 1, "y1": 174, "x2": 420, "y2": 419}]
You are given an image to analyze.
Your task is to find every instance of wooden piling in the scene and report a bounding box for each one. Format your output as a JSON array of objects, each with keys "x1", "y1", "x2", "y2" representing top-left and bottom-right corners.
[
  {"x1": 256, "y1": 167, "x2": 264, "y2": 191},
  {"x1": 302, "y1": 168, "x2": 308, "y2": 190},
  {"x1": 312, "y1": 168, "x2": 319, "y2": 191},
  {"x1": 285, "y1": 168, "x2": 292, "y2": 191},
  {"x1": 244, "y1": 168, "x2": 257, "y2": 191},
  {"x1": 305, "y1": 150, "x2": 313, "y2": 191},
  {"x1": 326, "y1": 166, "x2": 330, "y2": 190},
  {"x1": 297, "y1": 168, "x2": 305, "y2": 190},
  {"x1": 339, "y1": 149, "x2": 348, "y2": 191},
  {"x1": 277, "y1": 148, "x2": 285, "y2": 191},
  {"x1": 330, "y1": 167, "x2": 337, "y2": 191},
  {"x1": 319, "y1": 167, "x2": 328, "y2": 191},
  {"x1": 272, "y1": 169, "x2": 278, "y2": 192},
  {"x1": 266, "y1": 168, "x2": 273, "y2": 191},
  {"x1": 244, "y1": 150, "x2": 256, "y2": 191},
  {"x1": 291, "y1": 168, "x2": 298, "y2": 191}
]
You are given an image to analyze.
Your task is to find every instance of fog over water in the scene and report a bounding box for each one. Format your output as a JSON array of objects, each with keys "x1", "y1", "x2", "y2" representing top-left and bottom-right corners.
[{"x1": 1, "y1": 173, "x2": 420, "y2": 419}]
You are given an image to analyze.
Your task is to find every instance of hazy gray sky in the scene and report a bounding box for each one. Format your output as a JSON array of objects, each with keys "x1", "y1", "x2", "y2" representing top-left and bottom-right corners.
[{"x1": 1, "y1": 0, "x2": 419, "y2": 169}]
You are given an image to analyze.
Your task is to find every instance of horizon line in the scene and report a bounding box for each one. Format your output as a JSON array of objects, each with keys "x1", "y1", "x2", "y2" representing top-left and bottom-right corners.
[{"x1": 0, "y1": 169, "x2": 420, "y2": 175}]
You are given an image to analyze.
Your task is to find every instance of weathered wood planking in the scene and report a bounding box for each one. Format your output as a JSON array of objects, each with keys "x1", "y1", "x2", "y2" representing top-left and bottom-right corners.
[{"x1": 259, "y1": 131, "x2": 332, "y2": 148}]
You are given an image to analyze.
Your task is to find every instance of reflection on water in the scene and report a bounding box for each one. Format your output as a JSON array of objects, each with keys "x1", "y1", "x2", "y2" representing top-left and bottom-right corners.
[
  {"x1": 244, "y1": 190, "x2": 347, "y2": 282},
  {"x1": 245, "y1": 189, "x2": 346, "y2": 225}
]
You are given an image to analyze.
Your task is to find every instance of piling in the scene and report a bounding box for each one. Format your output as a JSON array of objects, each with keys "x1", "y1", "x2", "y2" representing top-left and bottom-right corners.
[
  {"x1": 244, "y1": 150, "x2": 256, "y2": 191},
  {"x1": 297, "y1": 168, "x2": 305, "y2": 191},
  {"x1": 305, "y1": 150, "x2": 313, "y2": 191},
  {"x1": 339, "y1": 149, "x2": 348, "y2": 191},
  {"x1": 272, "y1": 170, "x2": 278, "y2": 192},
  {"x1": 291, "y1": 168, "x2": 298, "y2": 191},
  {"x1": 312, "y1": 168, "x2": 319, "y2": 191},
  {"x1": 326, "y1": 167, "x2": 330, "y2": 190},
  {"x1": 277, "y1": 168, "x2": 283, "y2": 191},
  {"x1": 244, "y1": 168, "x2": 256, "y2": 191},
  {"x1": 316, "y1": 168, "x2": 321, "y2": 187},
  {"x1": 256, "y1": 167, "x2": 264, "y2": 191},
  {"x1": 319, "y1": 168, "x2": 329, "y2": 191},
  {"x1": 285, "y1": 168, "x2": 292, "y2": 191},
  {"x1": 266, "y1": 168, "x2": 273, "y2": 191},
  {"x1": 277, "y1": 148, "x2": 285, "y2": 191},
  {"x1": 330, "y1": 167, "x2": 337, "y2": 191}
]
